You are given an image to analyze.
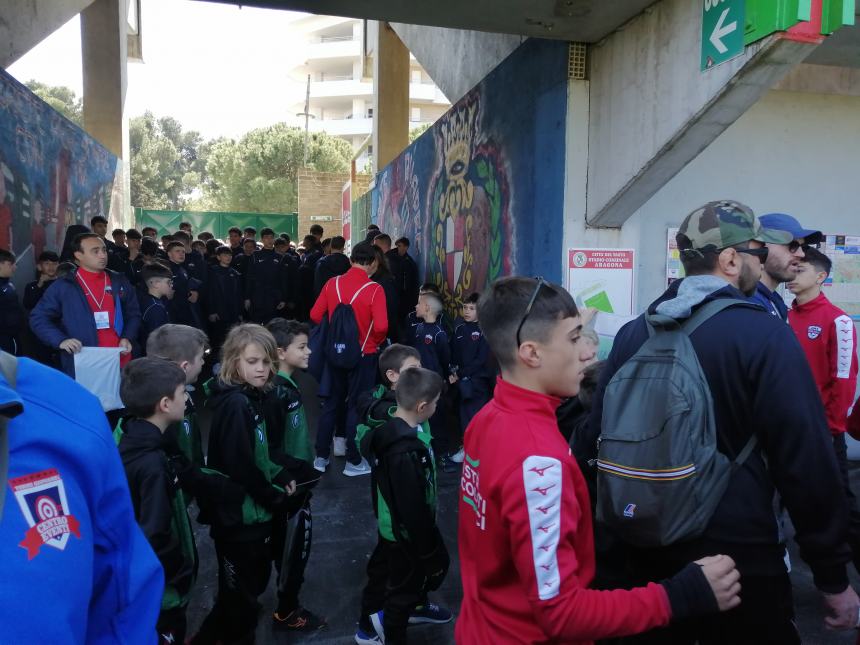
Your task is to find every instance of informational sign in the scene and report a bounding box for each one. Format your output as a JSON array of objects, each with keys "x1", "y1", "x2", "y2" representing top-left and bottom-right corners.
[
  {"x1": 568, "y1": 249, "x2": 635, "y2": 316},
  {"x1": 701, "y1": 0, "x2": 745, "y2": 71},
  {"x1": 591, "y1": 311, "x2": 639, "y2": 360},
  {"x1": 666, "y1": 227, "x2": 686, "y2": 287},
  {"x1": 821, "y1": 234, "x2": 860, "y2": 321}
]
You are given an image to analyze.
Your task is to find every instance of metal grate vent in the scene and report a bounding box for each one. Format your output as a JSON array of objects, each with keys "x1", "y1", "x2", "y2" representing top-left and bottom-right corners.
[{"x1": 568, "y1": 42, "x2": 587, "y2": 80}]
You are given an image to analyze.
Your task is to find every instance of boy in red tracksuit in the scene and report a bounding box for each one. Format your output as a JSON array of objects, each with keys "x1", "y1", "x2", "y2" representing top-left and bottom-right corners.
[
  {"x1": 457, "y1": 277, "x2": 742, "y2": 644},
  {"x1": 788, "y1": 248, "x2": 860, "y2": 571}
]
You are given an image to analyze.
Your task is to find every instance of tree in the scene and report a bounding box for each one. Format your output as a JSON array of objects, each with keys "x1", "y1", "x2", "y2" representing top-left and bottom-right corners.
[
  {"x1": 25, "y1": 80, "x2": 82, "y2": 126},
  {"x1": 200, "y1": 124, "x2": 353, "y2": 213},
  {"x1": 409, "y1": 123, "x2": 431, "y2": 142},
  {"x1": 129, "y1": 112, "x2": 210, "y2": 210}
]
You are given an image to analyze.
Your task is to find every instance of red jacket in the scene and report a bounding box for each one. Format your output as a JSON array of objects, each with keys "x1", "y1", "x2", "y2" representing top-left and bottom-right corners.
[
  {"x1": 788, "y1": 293, "x2": 858, "y2": 435},
  {"x1": 310, "y1": 266, "x2": 388, "y2": 356},
  {"x1": 457, "y1": 377, "x2": 671, "y2": 644}
]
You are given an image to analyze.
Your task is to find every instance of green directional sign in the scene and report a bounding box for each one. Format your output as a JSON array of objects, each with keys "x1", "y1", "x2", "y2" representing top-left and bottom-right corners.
[{"x1": 701, "y1": 0, "x2": 745, "y2": 71}]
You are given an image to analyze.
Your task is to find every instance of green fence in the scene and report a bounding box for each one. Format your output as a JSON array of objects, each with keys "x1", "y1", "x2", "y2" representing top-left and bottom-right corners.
[{"x1": 134, "y1": 208, "x2": 298, "y2": 241}]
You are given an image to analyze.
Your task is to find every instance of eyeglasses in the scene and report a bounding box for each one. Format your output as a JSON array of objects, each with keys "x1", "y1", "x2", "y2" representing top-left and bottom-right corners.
[
  {"x1": 516, "y1": 277, "x2": 548, "y2": 347},
  {"x1": 734, "y1": 246, "x2": 769, "y2": 263},
  {"x1": 788, "y1": 240, "x2": 803, "y2": 253}
]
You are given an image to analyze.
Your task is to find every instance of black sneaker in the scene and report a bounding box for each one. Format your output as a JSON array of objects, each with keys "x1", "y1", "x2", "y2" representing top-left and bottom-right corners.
[{"x1": 272, "y1": 607, "x2": 327, "y2": 632}]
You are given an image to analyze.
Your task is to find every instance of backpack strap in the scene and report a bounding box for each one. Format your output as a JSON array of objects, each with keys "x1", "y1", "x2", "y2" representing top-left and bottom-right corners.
[
  {"x1": 335, "y1": 276, "x2": 343, "y2": 304},
  {"x1": 0, "y1": 351, "x2": 18, "y2": 524},
  {"x1": 349, "y1": 281, "x2": 374, "y2": 305},
  {"x1": 682, "y1": 298, "x2": 753, "y2": 336}
]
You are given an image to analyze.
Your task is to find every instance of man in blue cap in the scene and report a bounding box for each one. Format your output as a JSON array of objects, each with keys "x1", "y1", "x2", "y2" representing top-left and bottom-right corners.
[{"x1": 751, "y1": 213, "x2": 823, "y2": 321}]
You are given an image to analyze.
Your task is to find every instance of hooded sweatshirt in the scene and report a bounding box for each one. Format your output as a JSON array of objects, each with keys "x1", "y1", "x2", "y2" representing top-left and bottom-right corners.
[
  {"x1": 588, "y1": 276, "x2": 852, "y2": 593},
  {"x1": 788, "y1": 292, "x2": 858, "y2": 435},
  {"x1": 116, "y1": 418, "x2": 197, "y2": 610}
]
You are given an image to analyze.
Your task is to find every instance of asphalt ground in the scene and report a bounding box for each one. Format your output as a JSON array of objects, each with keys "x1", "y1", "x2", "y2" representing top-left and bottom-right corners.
[{"x1": 186, "y1": 371, "x2": 858, "y2": 644}]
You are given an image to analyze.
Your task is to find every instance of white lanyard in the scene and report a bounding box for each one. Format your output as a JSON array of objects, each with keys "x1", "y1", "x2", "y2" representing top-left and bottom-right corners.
[{"x1": 77, "y1": 271, "x2": 108, "y2": 310}]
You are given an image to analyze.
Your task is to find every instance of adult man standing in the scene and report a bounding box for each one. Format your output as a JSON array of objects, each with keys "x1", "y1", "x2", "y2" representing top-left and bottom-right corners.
[
  {"x1": 30, "y1": 233, "x2": 140, "y2": 377},
  {"x1": 394, "y1": 237, "x2": 420, "y2": 331},
  {"x1": 313, "y1": 235, "x2": 351, "y2": 301},
  {"x1": 164, "y1": 241, "x2": 201, "y2": 329},
  {"x1": 787, "y1": 247, "x2": 860, "y2": 574},
  {"x1": 243, "y1": 227, "x2": 287, "y2": 323},
  {"x1": 589, "y1": 201, "x2": 858, "y2": 642},
  {"x1": 310, "y1": 241, "x2": 388, "y2": 476},
  {"x1": 749, "y1": 213, "x2": 822, "y2": 320}
]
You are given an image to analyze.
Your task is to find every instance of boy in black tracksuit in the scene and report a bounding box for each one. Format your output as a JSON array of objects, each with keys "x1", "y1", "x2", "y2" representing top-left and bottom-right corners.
[
  {"x1": 449, "y1": 293, "x2": 492, "y2": 443},
  {"x1": 244, "y1": 229, "x2": 287, "y2": 324},
  {"x1": 138, "y1": 263, "x2": 175, "y2": 352},
  {"x1": 0, "y1": 249, "x2": 23, "y2": 355},
  {"x1": 356, "y1": 366, "x2": 450, "y2": 645},
  {"x1": 263, "y1": 319, "x2": 325, "y2": 631},
  {"x1": 205, "y1": 246, "x2": 244, "y2": 351},
  {"x1": 116, "y1": 358, "x2": 197, "y2": 644},
  {"x1": 23, "y1": 251, "x2": 59, "y2": 364},
  {"x1": 195, "y1": 325, "x2": 303, "y2": 644}
]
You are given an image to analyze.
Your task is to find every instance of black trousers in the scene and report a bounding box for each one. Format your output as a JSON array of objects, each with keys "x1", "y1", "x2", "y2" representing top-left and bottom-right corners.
[
  {"x1": 833, "y1": 433, "x2": 860, "y2": 574},
  {"x1": 271, "y1": 493, "x2": 313, "y2": 614},
  {"x1": 360, "y1": 535, "x2": 425, "y2": 645},
  {"x1": 193, "y1": 537, "x2": 272, "y2": 644},
  {"x1": 316, "y1": 354, "x2": 379, "y2": 462},
  {"x1": 157, "y1": 606, "x2": 187, "y2": 645},
  {"x1": 618, "y1": 571, "x2": 799, "y2": 645}
]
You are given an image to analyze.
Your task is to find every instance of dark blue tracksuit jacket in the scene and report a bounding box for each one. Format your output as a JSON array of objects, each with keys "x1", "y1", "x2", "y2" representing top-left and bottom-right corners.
[
  {"x1": 450, "y1": 320, "x2": 491, "y2": 397},
  {"x1": 29, "y1": 269, "x2": 141, "y2": 377},
  {"x1": 587, "y1": 277, "x2": 851, "y2": 592},
  {"x1": 412, "y1": 321, "x2": 450, "y2": 378}
]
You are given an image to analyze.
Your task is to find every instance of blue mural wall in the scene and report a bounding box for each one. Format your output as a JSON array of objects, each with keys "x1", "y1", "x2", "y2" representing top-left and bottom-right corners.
[
  {"x1": 0, "y1": 69, "x2": 117, "y2": 281},
  {"x1": 373, "y1": 38, "x2": 569, "y2": 315}
]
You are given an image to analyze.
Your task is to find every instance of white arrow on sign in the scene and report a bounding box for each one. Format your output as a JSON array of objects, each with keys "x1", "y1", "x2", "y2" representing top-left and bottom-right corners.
[{"x1": 709, "y1": 8, "x2": 737, "y2": 54}]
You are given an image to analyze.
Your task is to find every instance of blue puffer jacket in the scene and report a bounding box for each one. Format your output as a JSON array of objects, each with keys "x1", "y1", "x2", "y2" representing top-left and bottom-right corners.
[
  {"x1": 29, "y1": 269, "x2": 141, "y2": 376},
  {"x1": 0, "y1": 356, "x2": 163, "y2": 643}
]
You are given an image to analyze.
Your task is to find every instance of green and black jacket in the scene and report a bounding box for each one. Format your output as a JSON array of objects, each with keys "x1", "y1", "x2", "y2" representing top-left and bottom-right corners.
[
  {"x1": 165, "y1": 392, "x2": 204, "y2": 468},
  {"x1": 264, "y1": 371, "x2": 314, "y2": 464},
  {"x1": 114, "y1": 418, "x2": 197, "y2": 611},
  {"x1": 200, "y1": 378, "x2": 290, "y2": 541}
]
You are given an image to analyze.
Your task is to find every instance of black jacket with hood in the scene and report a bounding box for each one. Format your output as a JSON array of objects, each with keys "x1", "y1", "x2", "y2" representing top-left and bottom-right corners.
[
  {"x1": 117, "y1": 418, "x2": 197, "y2": 606},
  {"x1": 587, "y1": 276, "x2": 851, "y2": 593}
]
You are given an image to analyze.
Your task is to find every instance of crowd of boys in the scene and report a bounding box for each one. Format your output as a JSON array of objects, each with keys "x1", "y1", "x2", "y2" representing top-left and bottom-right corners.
[{"x1": 2, "y1": 203, "x2": 860, "y2": 644}]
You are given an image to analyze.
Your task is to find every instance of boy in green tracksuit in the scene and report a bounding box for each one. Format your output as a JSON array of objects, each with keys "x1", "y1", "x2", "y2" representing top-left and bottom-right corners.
[
  {"x1": 264, "y1": 318, "x2": 325, "y2": 632},
  {"x1": 116, "y1": 357, "x2": 197, "y2": 644},
  {"x1": 355, "y1": 344, "x2": 452, "y2": 645}
]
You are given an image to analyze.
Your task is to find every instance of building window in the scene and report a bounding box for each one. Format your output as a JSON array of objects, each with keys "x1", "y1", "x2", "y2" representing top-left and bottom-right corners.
[
  {"x1": 367, "y1": 108, "x2": 374, "y2": 118},
  {"x1": 411, "y1": 70, "x2": 422, "y2": 84},
  {"x1": 410, "y1": 107, "x2": 421, "y2": 122}
]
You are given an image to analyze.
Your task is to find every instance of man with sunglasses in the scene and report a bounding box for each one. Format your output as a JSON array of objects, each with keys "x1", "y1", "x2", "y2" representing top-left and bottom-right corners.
[
  {"x1": 749, "y1": 213, "x2": 823, "y2": 321},
  {"x1": 588, "y1": 201, "x2": 859, "y2": 642}
]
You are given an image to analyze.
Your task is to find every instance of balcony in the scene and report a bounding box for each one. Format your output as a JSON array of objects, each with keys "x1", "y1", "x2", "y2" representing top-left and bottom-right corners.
[
  {"x1": 409, "y1": 82, "x2": 449, "y2": 104},
  {"x1": 310, "y1": 117, "x2": 373, "y2": 137},
  {"x1": 311, "y1": 79, "x2": 373, "y2": 100},
  {"x1": 306, "y1": 38, "x2": 361, "y2": 61}
]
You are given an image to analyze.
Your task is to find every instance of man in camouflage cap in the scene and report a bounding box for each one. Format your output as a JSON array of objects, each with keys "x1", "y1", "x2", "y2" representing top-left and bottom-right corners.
[
  {"x1": 676, "y1": 200, "x2": 791, "y2": 297},
  {"x1": 587, "y1": 199, "x2": 859, "y2": 641}
]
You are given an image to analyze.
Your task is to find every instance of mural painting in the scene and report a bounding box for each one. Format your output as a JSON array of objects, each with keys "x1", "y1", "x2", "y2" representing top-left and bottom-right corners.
[
  {"x1": 373, "y1": 38, "x2": 569, "y2": 316},
  {"x1": 0, "y1": 69, "x2": 117, "y2": 269}
]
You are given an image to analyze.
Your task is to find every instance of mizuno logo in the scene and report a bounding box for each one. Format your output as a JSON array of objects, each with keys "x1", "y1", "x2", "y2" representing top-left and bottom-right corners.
[
  {"x1": 537, "y1": 523, "x2": 555, "y2": 534},
  {"x1": 535, "y1": 504, "x2": 556, "y2": 515},
  {"x1": 529, "y1": 464, "x2": 555, "y2": 477},
  {"x1": 532, "y1": 484, "x2": 555, "y2": 496}
]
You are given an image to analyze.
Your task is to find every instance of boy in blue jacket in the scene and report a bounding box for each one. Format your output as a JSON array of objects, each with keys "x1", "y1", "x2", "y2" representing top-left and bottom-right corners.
[
  {"x1": 448, "y1": 292, "x2": 491, "y2": 462},
  {"x1": 0, "y1": 351, "x2": 163, "y2": 643},
  {"x1": 138, "y1": 262, "x2": 174, "y2": 352}
]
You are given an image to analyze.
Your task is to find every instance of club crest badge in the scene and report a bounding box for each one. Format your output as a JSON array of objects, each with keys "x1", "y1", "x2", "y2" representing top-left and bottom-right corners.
[
  {"x1": 808, "y1": 325, "x2": 822, "y2": 340},
  {"x1": 471, "y1": 331, "x2": 481, "y2": 342},
  {"x1": 9, "y1": 469, "x2": 81, "y2": 560},
  {"x1": 424, "y1": 334, "x2": 434, "y2": 345}
]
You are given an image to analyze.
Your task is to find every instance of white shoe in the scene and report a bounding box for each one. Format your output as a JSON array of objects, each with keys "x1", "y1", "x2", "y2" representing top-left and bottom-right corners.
[
  {"x1": 313, "y1": 457, "x2": 329, "y2": 472},
  {"x1": 343, "y1": 458, "x2": 372, "y2": 477},
  {"x1": 332, "y1": 436, "x2": 347, "y2": 457},
  {"x1": 449, "y1": 448, "x2": 465, "y2": 463}
]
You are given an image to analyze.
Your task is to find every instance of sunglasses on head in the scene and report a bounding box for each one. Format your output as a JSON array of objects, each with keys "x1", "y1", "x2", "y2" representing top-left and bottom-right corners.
[{"x1": 516, "y1": 277, "x2": 549, "y2": 347}]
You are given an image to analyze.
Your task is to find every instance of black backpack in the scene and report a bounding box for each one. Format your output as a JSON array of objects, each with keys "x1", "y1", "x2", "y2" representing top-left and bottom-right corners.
[{"x1": 324, "y1": 276, "x2": 376, "y2": 370}]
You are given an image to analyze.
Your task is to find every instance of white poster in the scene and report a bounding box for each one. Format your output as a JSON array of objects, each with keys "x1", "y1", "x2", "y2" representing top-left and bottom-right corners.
[{"x1": 567, "y1": 248, "x2": 635, "y2": 316}]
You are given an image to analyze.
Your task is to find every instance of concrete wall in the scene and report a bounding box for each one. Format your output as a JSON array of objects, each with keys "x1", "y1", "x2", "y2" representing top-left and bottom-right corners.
[
  {"x1": 0, "y1": 0, "x2": 95, "y2": 67},
  {"x1": 620, "y1": 89, "x2": 860, "y2": 313},
  {"x1": 297, "y1": 169, "x2": 370, "y2": 238},
  {"x1": 391, "y1": 23, "x2": 523, "y2": 104},
  {"x1": 0, "y1": 68, "x2": 118, "y2": 291},
  {"x1": 371, "y1": 38, "x2": 569, "y2": 315}
]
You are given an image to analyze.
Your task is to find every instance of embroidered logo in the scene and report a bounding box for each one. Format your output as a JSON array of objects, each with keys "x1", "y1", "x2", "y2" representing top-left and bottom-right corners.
[
  {"x1": 424, "y1": 334, "x2": 434, "y2": 345},
  {"x1": 471, "y1": 331, "x2": 481, "y2": 342},
  {"x1": 807, "y1": 325, "x2": 822, "y2": 340},
  {"x1": 460, "y1": 455, "x2": 486, "y2": 530},
  {"x1": 9, "y1": 469, "x2": 81, "y2": 560},
  {"x1": 623, "y1": 503, "x2": 637, "y2": 518}
]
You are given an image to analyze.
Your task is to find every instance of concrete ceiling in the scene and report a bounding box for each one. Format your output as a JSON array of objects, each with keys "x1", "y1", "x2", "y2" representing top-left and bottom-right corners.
[{"x1": 198, "y1": 0, "x2": 659, "y2": 42}]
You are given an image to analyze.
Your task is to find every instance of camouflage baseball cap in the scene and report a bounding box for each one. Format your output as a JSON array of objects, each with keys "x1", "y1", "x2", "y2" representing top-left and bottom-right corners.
[{"x1": 678, "y1": 200, "x2": 792, "y2": 251}]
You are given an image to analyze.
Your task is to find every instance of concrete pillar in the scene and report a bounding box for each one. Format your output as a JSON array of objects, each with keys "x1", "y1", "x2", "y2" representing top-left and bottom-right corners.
[
  {"x1": 372, "y1": 22, "x2": 409, "y2": 174},
  {"x1": 80, "y1": 0, "x2": 130, "y2": 227}
]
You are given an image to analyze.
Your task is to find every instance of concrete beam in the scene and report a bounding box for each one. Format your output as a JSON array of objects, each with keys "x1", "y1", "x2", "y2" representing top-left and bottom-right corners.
[
  {"x1": 774, "y1": 62, "x2": 860, "y2": 96},
  {"x1": 372, "y1": 22, "x2": 410, "y2": 173},
  {"x1": 0, "y1": 0, "x2": 95, "y2": 68},
  {"x1": 586, "y1": 0, "x2": 821, "y2": 228},
  {"x1": 81, "y1": 0, "x2": 130, "y2": 225},
  {"x1": 390, "y1": 23, "x2": 523, "y2": 104}
]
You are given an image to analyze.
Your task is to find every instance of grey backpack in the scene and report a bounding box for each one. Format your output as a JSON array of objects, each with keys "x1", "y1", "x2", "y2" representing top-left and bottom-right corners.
[{"x1": 596, "y1": 299, "x2": 758, "y2": 548}]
